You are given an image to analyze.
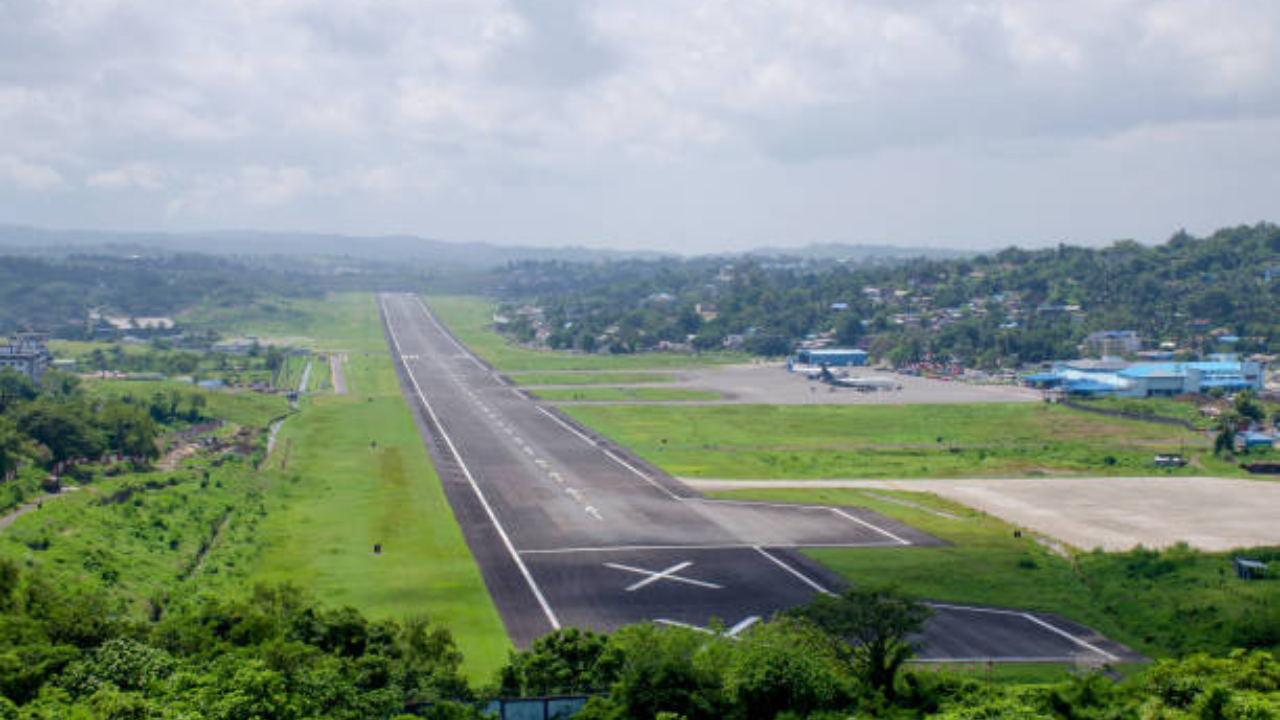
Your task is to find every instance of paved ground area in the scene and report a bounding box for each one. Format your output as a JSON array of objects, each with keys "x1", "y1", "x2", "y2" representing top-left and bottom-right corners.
[
  {"x1": 683, "y1": 476, "x2": 1280, "y2": 551},
  {"x1": 379, "y1": 293, "x2": 1140, "y2": 662},
  {"x1": 522, "y1": 363, "x2": 1043, "y2": 405},
  {"x1": 329, "y1": 353, "x2": 347, "y2": 394}
]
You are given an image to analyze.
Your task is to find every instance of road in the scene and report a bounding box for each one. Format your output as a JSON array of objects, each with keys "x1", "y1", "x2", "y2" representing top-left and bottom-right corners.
[
  {"x1": 379, "y1": 293, "x2": 1140, "y2": 662},
  {"x1": 297, "y1": 359, "x2": 313, "y2": 393},
  {"x1": 330, "y1": 353, "x2": 347, "y2": 394}
]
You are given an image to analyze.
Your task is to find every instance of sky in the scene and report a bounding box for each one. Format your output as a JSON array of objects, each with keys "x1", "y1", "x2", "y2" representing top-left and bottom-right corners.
[{"x1": 2, "y1": 0, "x2": 1279, "y2": 254}]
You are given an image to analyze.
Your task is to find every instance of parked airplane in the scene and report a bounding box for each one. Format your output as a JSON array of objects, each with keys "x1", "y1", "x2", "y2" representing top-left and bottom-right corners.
[{"x1": 816, "y1": 364, "x2": 900, "y2": 391}]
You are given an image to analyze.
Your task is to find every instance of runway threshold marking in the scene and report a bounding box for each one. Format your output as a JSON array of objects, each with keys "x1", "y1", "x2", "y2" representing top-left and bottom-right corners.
[
  {"x1": 605, "y1": 560, "x2": 723, "y2": 591},
  {"x1": 926, "y1": 602, "x2": 1119, "y2": 662},
  {"x1": 382, "y1": 295, "x2": 562, "y2": 631}
]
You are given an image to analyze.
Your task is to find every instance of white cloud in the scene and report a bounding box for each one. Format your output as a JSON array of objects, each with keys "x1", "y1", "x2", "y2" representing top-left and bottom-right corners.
[
  {"x1": 0, "y1": 155, "x2": 65, "y2": 191},
  {"x1": 86, "y1": 163, "x2": 163, "y2": 190},
  {"x1": 0, "y1": 0, "x2": 1277, "y2": 248}
]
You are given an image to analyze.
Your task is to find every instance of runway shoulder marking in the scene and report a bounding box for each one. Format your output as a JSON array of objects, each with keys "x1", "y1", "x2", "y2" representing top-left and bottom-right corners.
[
  {"x1": 534, "y1": 406, "x2": 681, "y2": 500},
  {"x1": 689, "y1": 496, "x2": 912, "y2": 547},
  {"x1": 753, "y1": 546, "x2": 832, "y2": 595},
  {"x1": 925, "y1": 602, "x2": 1120, "y2": 662},
  {"x1": 382, "y1": 295, "x2": 561, "y2": 631}
]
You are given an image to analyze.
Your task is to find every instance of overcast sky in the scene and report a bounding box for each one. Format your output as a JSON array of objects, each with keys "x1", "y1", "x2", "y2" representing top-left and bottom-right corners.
[{"x1": 2, "y1": 0, "x2": 1278, "y2": 253}]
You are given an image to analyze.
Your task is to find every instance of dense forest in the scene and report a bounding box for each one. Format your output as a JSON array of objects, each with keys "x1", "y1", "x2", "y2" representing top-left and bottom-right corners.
[
  {"x1": 0, "y1": 565, "x2": 1274, "y2": 718},
  {"x1": 492, "y1": 223, "x2": 1280, "y2": 368},
  {"x1": 0, "y1": 251, "x2": 435, "y2": 338}
]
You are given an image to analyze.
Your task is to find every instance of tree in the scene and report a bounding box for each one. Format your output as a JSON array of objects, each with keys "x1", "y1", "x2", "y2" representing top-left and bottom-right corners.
[
  {"x1": 1214, "y1": 412, "x2": 1240, "y2": 456},
  {"x1": 0, "y1": 417, "x2": 34, "y2": 475},
  {"x1": 723, "y1": 619, "x2": 851, "y2": 720},
  {"x1": 500, "y1": 627, "x2": 612, "y2": 696},
  {"x1": 603, "y1": 624, "x2": 730, "y2": 720},
  {"x1": 835, "y1": 312, "x2": 863, "y2": 347},
  {"x1": 1235, "y1": 390, "x2": 1264, "y2": 424},
  {"x1": 14, "y1": 400, "x2": 105, "y2": 464},
  {"x1": 97, "y1": 401, "x2": 160, "y2": 459},
  {"x1": 786, "y1": 586, "x2": 931, "y2": 700},
  {"x1": 0, "y1": 369, "x2": 37, "y2": 413}
]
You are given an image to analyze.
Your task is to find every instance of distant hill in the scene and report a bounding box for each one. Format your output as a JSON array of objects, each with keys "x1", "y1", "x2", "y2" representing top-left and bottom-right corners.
[
  {"x1": 742, "y1": 242, "x2": 976, "y2": 262},
  {"x1": 0, "y1": 224, "x2": 671, "y2": 270}
]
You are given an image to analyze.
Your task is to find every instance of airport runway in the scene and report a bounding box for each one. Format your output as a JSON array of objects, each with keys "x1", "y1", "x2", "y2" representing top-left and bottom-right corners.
[{"x1": 379, "y1": 293, "x2": 1140, "y2": 662}]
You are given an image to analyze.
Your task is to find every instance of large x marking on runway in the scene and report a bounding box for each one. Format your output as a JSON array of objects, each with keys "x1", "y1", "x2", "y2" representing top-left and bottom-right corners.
[{"x1": 604, "y1": 560, "x2": 724, "y2": 592}]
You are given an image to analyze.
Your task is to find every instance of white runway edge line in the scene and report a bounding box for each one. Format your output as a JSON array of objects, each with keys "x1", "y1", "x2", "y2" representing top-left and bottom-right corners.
[
  {"x1": 926, "y1": 602, "x2": 1119, "y2": 662},
  {"x1": 382, "y1": 295, "x2": 562, "y2": 631}
]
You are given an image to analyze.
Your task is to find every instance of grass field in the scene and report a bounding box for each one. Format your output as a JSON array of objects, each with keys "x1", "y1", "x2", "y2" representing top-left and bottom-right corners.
[
  {"x1": 306, "y1": 355, "x2": 332, "y2": 392},
  {"x1": 564, "y1": 403, "x2": 1206, "y2": 479},
  {"x1": 185, "y1": 291, "x2": 387, "y2": 352},
  {"x1": 86, "y1": 378, "x2": 291, "y2": 429},
  {"x1": 275, "y1": 354, "x2": 310, "y2": 390},
  {"x1": 709, "y1": 487, "x2": 1280, "y2": 657},
  {"x1": 427, "y1": 295, "x2": 741, "y2": 371},
  {"x1": 49, "y1": 339, "x2": 152, "y2": 357},
  {"x1": 255, "y1": 350, "x2": 509, "y2": 679},
  {"x1": 532, "y1": 387, "x2": 722, "y2": 402},
  {"x1": 508, "y1": 372, "x2": 679, "y2": 385}
]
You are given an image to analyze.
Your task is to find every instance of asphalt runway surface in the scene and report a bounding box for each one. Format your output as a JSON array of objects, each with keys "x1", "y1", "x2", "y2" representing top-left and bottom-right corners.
[{"x1": 379, "y1": 293, "x2": 1140, "y2": 662}]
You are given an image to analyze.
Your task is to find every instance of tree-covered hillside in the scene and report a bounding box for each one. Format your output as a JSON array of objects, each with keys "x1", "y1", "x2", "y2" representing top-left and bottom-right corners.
[{"x1": 492, "y1": 223, "x2": 1280, "y2": 367}]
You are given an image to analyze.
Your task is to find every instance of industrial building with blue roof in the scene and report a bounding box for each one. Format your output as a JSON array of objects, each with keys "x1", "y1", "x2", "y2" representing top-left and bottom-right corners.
[{"x1": 1022, "y1": 355, "x2": 1263, "y2": 397}]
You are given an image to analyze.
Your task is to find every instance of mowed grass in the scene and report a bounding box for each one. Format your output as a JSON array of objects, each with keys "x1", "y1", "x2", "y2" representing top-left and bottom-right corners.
[
  {"x1": 507, "y1": 372, "x2": 678, "y2": 385},
  {"x1": 709, "y1": 487, "x2": 1280, "y2": 657},
  {"x1": 186, "y1": 291, "x2": 387, "y2": 352},
  {"x1": 563, "y1": 402, "x2": 1206, "y2": 479},
  {"x1": 255, "y1": 351, "x2": 509, "y2": 679},
  {"x1": 427, "y1": 295, "x2": 742, "y2": 371},
  {"x1": 533, "y1": 387, "x2": 722, "y2": 402},
  {"x1": 306, "y1": 356, "x2": 332, "y2": 392}
]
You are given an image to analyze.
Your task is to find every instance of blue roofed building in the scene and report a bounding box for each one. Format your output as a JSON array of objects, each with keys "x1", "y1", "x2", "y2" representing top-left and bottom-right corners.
[{"x1": 1022, "y1": 356, "x2": 1264, "y2": 397}]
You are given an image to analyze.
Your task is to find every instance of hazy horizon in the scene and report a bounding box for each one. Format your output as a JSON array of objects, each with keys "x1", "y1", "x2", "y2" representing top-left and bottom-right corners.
[{"x1": 3, "y1": 1, "x2": 1278, "y2": 253}]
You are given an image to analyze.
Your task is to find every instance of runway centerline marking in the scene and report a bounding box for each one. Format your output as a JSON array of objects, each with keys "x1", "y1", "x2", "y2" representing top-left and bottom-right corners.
[
  {"x1": 605, "y1": 560, "x2": 723, "y2": 592},
  {"x1": 382, "y1": 294, "x2": 561, "y2": 631}
]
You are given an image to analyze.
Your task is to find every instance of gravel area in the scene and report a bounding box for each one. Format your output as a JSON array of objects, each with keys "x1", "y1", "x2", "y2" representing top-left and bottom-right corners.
[{"x1": 684, "y1": 476, "x2": 1280, "y2": 551}]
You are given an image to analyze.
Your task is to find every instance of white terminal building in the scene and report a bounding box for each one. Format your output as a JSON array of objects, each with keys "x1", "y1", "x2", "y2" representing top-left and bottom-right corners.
[{"x1": 0, "y1": 332, "x2": 51, "y2": 383}]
